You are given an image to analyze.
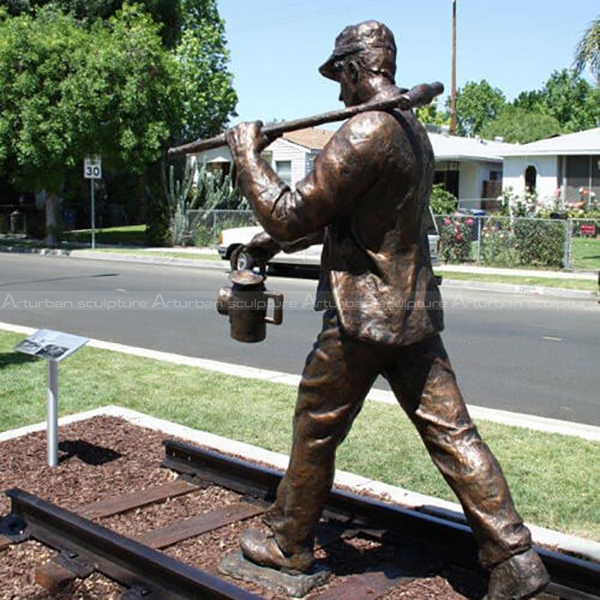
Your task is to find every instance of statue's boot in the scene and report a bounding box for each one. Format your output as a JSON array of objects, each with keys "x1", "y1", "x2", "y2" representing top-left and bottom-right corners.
[
  {"x1": 484, "y1": 548, "x2": 550, "y2": 600},
  {"x1": 240, "y1": 528, "x2": 315, "y2": 575}
]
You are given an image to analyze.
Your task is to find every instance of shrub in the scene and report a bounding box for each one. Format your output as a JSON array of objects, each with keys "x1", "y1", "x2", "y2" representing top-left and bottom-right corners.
[
  {"x1": 514, "y1": 219, "x2": 565, "y2": 267},
  {"x1": 480, "y1": 217, "x2": 519, "y2": 266},
  {"x1": 440, "y1": 217, "x2": 473, "y2": 263},
  {"x1": 145, "y1": 193, "x2": 171, "y2": 247},
  {"x1": 430, "y1": 184, "x2": 458, "y2": 214}
]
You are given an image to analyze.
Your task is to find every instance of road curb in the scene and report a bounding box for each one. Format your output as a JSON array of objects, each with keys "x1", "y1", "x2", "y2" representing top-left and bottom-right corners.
[
  {"x1": 442, "y1": 278, "x2": 597, "y2": 299},
  {"x1": 1, "y1": 321, "x2": 599, "y2": 442},
  {"x1": 1, "y1": 405, "x2": 598, "y2": 563},
  {"x1": 68, "y1": 250, "x2": 226, "y2": 270},
  {"x1": 1, "y1": 245, "x2": 596, "y2": 299}
]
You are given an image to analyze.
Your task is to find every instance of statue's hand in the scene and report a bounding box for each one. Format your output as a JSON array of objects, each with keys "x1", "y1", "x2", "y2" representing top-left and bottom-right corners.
[
  {"x1": 230, "y1": 231, "x2": 280, "y2": 272},
  {"x1": 226, "y1": 121, "x2": 271, "y2": 157},
  {"x1": 396, "y1": 93, "x2": 412, "y2": 111}
]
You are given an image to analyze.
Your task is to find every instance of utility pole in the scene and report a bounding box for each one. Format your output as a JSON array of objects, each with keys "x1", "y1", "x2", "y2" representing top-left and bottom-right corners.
[{"x1": 450, "y1": 0, "x2": 457, "y2": 135}]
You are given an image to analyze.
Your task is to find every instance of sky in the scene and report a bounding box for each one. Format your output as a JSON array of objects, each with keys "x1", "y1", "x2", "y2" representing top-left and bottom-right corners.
[{"x1": 217, "y1": 0, "x2": 598, "y2": 126}]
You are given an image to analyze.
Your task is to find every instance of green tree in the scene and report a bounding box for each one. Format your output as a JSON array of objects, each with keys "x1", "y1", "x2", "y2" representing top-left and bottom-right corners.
[
  {"x1": 512, "y1": 90, "x2": 544, "y2": 113},
  {"x1": 481, "y1": 106, "x2": 562, "y2": 144},
  {"x1": 539, "y1": 69, "x2": 600, "y2": 132},
  {"x1": 416, "y1": 101, "x2": 449, "y2": 126},
  {"x1": 1, "y1": 0, "x2": 182, "y2": 47},
  {"x1": 451, "y1": 80, "x2": 506, "y2": 137},
  {"x1": 574, "y1": 16, "x2": 600, "y2": 86},
  {"x1": 0, "y1": 6, "x2": 180, "y2": 244},
  {"x1": 144, "y1": 0, "x2": 238, "y2": 245},
  {"x1": 173, "y1": 0, "x2": 238, "y2": 142}
]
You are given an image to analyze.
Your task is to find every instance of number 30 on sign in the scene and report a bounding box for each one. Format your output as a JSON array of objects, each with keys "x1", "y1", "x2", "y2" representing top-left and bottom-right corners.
[{"x1": 84, "y1": 156, "x2": 102, "y2": 179}]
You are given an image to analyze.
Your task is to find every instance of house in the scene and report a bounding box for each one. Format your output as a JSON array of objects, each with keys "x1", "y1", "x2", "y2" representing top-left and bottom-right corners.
[
  {"x1": 426, "y1": 127, "x2": 514, "y2": 208},
  {"x1": 192, "y1": 128, "x2": 328, "y2": 188},
  {"x1": 500, "y1": 127, "x2": 600, "y2": 207},
  {"x1": 193, "y1": 126, "x2": 517, "y2": 208}
]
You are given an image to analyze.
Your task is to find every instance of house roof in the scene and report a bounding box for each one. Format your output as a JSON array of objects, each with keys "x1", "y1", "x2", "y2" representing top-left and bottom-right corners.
[
  {"x1": 500, "y1": 127, "x2": 600, "y2": 157},
  {"x1": 428, "y1": 132, "x2": 514, "y2": 163},
  {"x1": 282, "y1": 128, "x2": 334, "y2": 150},
  {"x1": 281, "y1": 126, "x2": 514, "y2": 162}
]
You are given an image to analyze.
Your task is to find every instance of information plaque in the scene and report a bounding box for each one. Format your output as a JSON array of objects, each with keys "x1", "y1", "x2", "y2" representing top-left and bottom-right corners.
[
  {"x1": 15, "y1": 329, "x2": 88, "y2": 362},
  {"x1": 15, "y1": 330, "x2": 89, "y2": 467}
]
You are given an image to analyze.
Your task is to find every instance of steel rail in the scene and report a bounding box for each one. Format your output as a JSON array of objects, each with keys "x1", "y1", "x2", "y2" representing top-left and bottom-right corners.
[
  {"x1": 3, "y1": 488, "x2": 262, "y2": 600},
  {"x1": 163, "y1": 439, "x2": 600, "y2": 600}
]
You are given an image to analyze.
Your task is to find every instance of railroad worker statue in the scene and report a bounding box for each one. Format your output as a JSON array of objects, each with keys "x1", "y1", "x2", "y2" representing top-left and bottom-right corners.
[{"x1": 225, "y1": 20, "x2": 549, "y2": 600}]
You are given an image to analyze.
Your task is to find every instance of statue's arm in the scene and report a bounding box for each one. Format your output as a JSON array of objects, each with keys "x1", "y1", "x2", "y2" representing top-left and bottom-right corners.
[
  {"x1": 234, "y1": 229, "x2": 324, "y2": 272},
  {"x1": 227, "y1": 115, "x2": 385, "y2": 244}
]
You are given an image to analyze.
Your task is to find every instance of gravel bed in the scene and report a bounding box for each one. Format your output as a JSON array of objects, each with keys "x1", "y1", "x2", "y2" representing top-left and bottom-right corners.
[{"x1": 0, "y1": 416, "x2": 504, "y2": 599}]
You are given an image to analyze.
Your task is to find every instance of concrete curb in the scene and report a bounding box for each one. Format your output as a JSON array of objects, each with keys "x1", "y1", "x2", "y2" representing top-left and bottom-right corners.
[
  {"x1": 1, "y1": 244, "x2": 596, "y2": 298},
  {"x1": 1, "y1": 321, "x2": 599, "y2": 442},
  {"x1": 1, "y1": 405, "x2": 598, "y2": 562},
  {"x1": 442, "y1": 278, "x2": 596, "y2": 299},
  {"x1": 436, "y1": 264, "x2": 597, "y2": 281},
  {"x1": 69, "y1": 250, "x2": 226, "y2": 270},
  {"x1": 0, "y1": 246, "x2": 226, "y2": 270}
]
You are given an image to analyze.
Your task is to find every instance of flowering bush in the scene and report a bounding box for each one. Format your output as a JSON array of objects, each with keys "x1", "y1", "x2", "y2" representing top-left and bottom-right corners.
[
  {"x1": 537, "y1": 187, "x2": 564, "y2": 217},
  {"x1": 498, "y1": 187, "x2": 540, "y2": 218},
  {"x1": 480, "y1": 217, "x2": 519, "y2": 266},
  {"x1": 440, "y1": 217, "x2": 473, "y2": 263}
]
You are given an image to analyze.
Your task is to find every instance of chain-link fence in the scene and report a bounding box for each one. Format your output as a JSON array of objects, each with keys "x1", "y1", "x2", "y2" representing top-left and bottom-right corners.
[
  {"x1": 435, "y1": 215, "x2": 600, "y2": 270},
  {"x1": 185, "y1": 209, "x2": 257, "y2": 247},
  {"x1": 179, "y1": 209, "x2": 598, "y2": 271}
]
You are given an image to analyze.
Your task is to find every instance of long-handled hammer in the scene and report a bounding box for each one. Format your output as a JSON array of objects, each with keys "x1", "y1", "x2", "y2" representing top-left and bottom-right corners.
[{"x1": 168, "y1": 81, "x2": 444, "y2": 157}]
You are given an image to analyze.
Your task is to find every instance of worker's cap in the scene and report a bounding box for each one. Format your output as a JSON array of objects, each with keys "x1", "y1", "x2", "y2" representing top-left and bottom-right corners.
[{"x1": 319, "y1": 20, "x2": 397, "y2": 83}]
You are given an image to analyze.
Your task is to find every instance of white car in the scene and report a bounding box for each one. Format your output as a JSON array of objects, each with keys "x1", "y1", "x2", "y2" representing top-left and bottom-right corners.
[{"x1": 219, "y1": 209, "x2": 440, "y2": 273}]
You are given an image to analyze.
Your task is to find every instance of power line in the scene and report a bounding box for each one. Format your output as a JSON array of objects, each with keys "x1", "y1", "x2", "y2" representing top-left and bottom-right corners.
[{"x1": 225, "y1": 0, "x2": 395, "y2": 34}]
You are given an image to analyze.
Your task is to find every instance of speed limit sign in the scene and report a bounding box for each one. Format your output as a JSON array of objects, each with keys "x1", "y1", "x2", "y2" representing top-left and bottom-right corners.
[{"x1": 84, "y1": 156, "x2": 102, "y2": 179}]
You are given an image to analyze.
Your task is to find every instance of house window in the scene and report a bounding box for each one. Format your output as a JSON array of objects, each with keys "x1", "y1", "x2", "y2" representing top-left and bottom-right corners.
[
  {"x1": 206, "y1": 161, "x2": 231, "y2": 182},
  {"x1": 260, "y1": 151, "x2": 273, "y2": 166},
  {"x1": 306, "y1": 150, "x2": 320, "y2": 175},
  {"x1": 565, "y1": 155, "x2": 599, "y2": 203},
  {"x1": 525, "y1": 166, "x2": 537, "y2": 194},
  {"x1": 276, "y1": 160, "x2": 292, "y2": 186},
  {"x1": 434, "y1": 169, "x2": 459, "y2": 198}
]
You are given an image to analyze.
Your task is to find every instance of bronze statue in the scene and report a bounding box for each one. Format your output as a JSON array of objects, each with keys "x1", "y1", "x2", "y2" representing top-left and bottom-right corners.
[{"x1": 223, "y1": 21, "x2": 549, "y2": 599}]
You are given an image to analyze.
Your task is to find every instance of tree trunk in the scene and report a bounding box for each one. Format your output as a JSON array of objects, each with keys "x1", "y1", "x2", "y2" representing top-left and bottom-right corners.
[
  {"x1": 137, "y1": 175, "x2": 146, "y2": 224},
  {"x1": 45, "y1": 191, "x2": 59, "y2": 247}
]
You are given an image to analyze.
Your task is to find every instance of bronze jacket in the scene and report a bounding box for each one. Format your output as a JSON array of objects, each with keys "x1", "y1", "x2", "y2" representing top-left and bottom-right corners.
[{"x1": 232, "y1": 101, "x2": 444, "y2": 346}]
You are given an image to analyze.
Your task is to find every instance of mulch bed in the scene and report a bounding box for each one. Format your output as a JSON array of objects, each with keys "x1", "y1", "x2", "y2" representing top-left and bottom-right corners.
[{"x1": 0, "y1": 416, "x2": 539, "y2": 599}]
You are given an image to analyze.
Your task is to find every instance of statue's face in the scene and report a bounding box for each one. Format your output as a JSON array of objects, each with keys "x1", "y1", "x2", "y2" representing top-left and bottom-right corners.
[{"x1": 338, "y1": 62, "x2": 361, "y2": 107}]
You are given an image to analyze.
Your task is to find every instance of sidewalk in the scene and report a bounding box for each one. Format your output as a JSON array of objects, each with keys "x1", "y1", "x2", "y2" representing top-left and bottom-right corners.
[
  {"x1": 437, "y1": 263, "x2": 597, "y2": 280},
  {"x1": 1, "y1": 237, "x2": 598, "y2": 299}
]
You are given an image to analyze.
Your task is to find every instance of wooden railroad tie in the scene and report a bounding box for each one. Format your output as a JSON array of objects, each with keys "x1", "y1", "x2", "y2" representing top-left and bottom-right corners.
[{"x1": 33, "y1": 479, "x2": 265, "y2": 593}]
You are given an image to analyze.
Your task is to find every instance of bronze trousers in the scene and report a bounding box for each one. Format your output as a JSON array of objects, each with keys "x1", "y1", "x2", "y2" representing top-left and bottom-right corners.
[{"x1": 264, "y1": 310, "x2": 532, "y2": 568}]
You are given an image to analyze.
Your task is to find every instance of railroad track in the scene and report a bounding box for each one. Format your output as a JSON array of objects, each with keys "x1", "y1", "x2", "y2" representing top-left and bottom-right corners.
[{"x1": 0, "y1": 438, "x2": 598, "y2": 599}]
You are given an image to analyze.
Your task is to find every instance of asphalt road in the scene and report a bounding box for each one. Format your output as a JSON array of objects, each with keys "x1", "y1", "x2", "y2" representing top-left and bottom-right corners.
[{"x1": 0, "y1": 254, "x2": 598, "y2": 426}]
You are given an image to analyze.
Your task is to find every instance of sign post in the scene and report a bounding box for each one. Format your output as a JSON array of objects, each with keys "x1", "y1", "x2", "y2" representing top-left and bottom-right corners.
[
  {"x1": 84, "y1": 156, "x2": 102, "y2": 249},
  {"x1": 47, "y1": 360, "x2": 59, "y2": 467},
  {"x1": 15, "y1": 330, "x2": 89, "y2": 467}
]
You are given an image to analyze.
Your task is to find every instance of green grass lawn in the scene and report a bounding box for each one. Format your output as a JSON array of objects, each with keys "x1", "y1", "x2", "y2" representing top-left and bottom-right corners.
[
  {"x1": 572, "y1": 237, "x2": 600, "y2": 271},
  {"x1": 1, "y1": 329, "x2": 598, "y2": 540},
  {"x1": 63, "y1": 224, "x2": 146, "y2": 246}
]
